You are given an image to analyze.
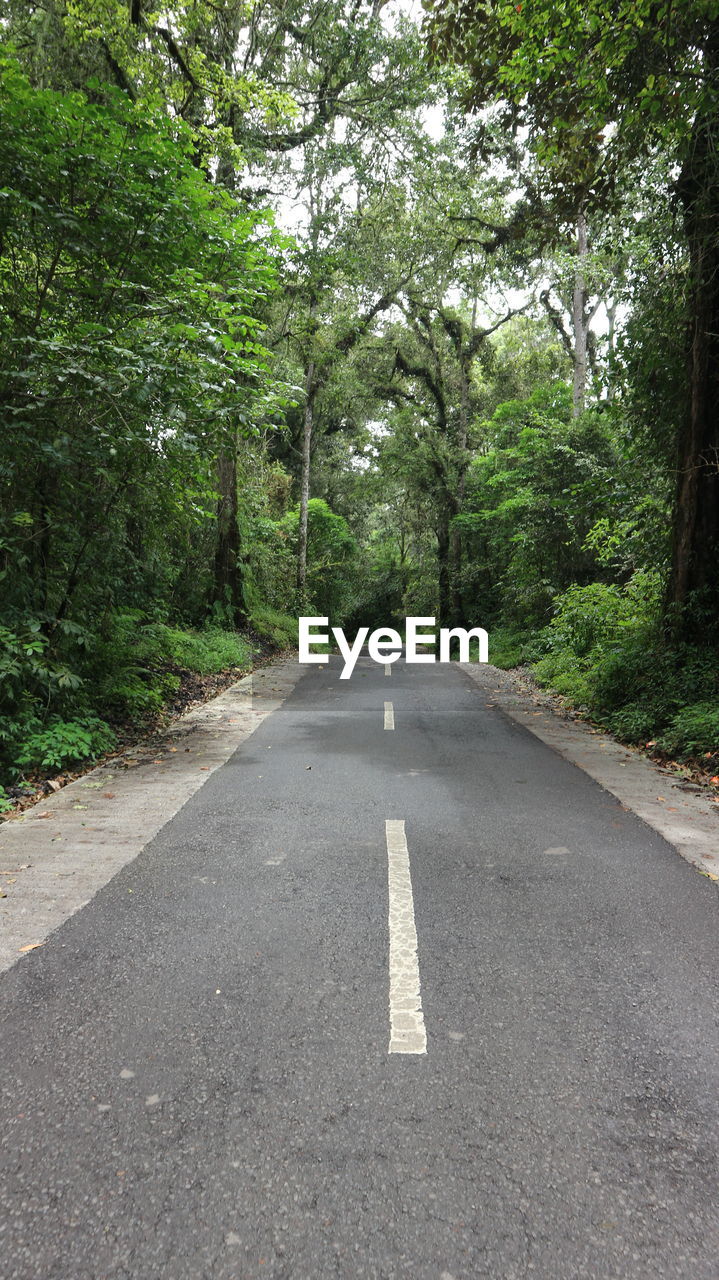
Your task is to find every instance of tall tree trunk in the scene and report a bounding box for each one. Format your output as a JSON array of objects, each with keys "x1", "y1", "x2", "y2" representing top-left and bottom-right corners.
[
  {"x1": 297, "y1": 361, "x2": 316, "y2": 602},
  {"x1": 669, "y1": 31, "x2": 719, "y2": 639},
  {"x1": 572, "y1": 211, "x2": 589, "y2": 417},
  {"x1": 212, "y1": 438, "x2": 247, "y2": 627},
  {"x1": 437, "y1": 508, "x2": 452, "y2": 627},
  {"x1": 449, "y1": 361, "x2": 471, "y2": 624},
  {"x1": 605, "y1": 298, "x2": 618, "y2": 403}
]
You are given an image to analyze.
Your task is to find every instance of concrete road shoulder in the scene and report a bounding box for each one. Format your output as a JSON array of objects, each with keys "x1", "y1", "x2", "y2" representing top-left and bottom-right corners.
[
  {"x1": 461, "y1": 662, "x2": 719, "y2": 882},
  {"x1": 0, "y1": 659, "x2": 305, "y2": 975}
]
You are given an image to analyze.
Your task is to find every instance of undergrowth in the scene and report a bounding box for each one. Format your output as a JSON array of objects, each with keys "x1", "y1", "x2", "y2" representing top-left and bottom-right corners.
[
  {"x1": 0, "y1": 609, "x2": 293, "y2": 789},
  {"x1": 491, "y1": 576, "x2": 719, "y2": 759}
]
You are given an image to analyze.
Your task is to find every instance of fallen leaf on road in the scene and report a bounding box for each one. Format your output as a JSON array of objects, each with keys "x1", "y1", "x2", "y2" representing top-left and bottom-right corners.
[
  {"x1": 199, "y1": 766, "x2": 210, "y2": 771},
  {"x1": 47, "y1": 780, "x2": 61, "y2": 792},
  {"x1": 18, "y1": 942, "x2": 44, "y2": 952},
  {"x1": 102, "y1": 792, "x2": 116, "y2": 799},
  {"x1": 698, "y1": 870, "x2": 719, "y2": 881},
  {"x1": 36, "y1": 812, "x2": 52, "y2": 819}
]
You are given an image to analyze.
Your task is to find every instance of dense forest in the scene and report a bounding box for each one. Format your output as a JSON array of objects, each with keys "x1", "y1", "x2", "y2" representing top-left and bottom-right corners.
[{"x1": 1, "y1": 0, "x2": 718, "y2": 805}]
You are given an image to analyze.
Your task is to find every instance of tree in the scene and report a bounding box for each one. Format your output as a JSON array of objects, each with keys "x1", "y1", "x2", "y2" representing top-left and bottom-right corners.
[
  {"x1": 425, "y1": 0, "x2": 719, "y2": 638},
  {"x1": 0, "y1": 52, "x2": 280, "y2": 651}
]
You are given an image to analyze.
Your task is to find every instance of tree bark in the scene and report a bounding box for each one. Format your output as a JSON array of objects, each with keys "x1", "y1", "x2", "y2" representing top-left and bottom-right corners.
[
  {"x1": 669, "y1": 30, "x2": 719, "y2": 639},
  {"x1": 449, "y1": 359, "x2": 471, "y2": 624},
  {"x1": 572, "y1": 211, "x2": 589, "y2": 417},
  {"x1": 297, "y1": 360, "x2": 316, "y2": 602},
  {"x1": 212, "y1": 438, "x2": 247, "y2": 627},
  {"x1": 437, "y1": 508, "x2": 452, "y2": 627}
]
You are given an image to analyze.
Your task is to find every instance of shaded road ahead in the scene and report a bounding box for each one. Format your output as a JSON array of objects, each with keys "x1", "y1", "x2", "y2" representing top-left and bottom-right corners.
[{"x1": 2, "y1": 658, "x2": 718, "y2": 1279}]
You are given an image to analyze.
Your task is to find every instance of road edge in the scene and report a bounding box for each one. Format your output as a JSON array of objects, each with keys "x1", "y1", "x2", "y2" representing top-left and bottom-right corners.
[
  {"x1": 0, "y1": 658, "x2": 307, "y2": 975},
  {"x1": 460, "y1": 662, "x2": 719, "y2": 882}
]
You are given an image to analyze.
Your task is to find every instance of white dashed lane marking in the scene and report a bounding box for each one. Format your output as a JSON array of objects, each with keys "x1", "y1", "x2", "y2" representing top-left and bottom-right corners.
[
  {"x1": 384, "y1": 701, "x2": 395, "y2": 731},
  {"x1": 385, "y1": 820, "x2": 427, "y2": 1055}
]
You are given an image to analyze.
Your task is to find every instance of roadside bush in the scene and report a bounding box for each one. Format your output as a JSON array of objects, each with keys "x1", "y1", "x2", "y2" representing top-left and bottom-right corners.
[
  {"x1": 250, "y1": 608, "x2": 297, "y2": 650},
  {"x1": 656, "y1": 703, "x2": 719, "y2": 757},
  {"x1": 530, "y1": 573, "x2": 660, "y2": 703},
  {"x1": 533, "y1": 649, "x2": 594, "y2": 703},
  {"x1": 144, "y1": 625, "x2": 254, "y2": 675},
  {"x1": 488, "y1": 626, "x2": 539, "y2": 669},
  {"x1": 0, "y1": 610, "x2": 261, "y2": 788},
  {"x1": 517, "y1": 574, "x2": 719, "y2": 756},
  {"x1": 15, "y1": 716, "x2": 116, "y2": 773}
]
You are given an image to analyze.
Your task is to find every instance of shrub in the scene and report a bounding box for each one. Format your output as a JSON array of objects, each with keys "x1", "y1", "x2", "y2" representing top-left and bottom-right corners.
[
  {"x1": 488, "y1": 626, "x2": 537, "y2": 668},
  {"x1": 250, "y1": 608, "x2": 297, "y2": 650},
  {"x1": 533, "y1": 650, "x2": 593, "y2": 703},
  {"x1": 146, "y1": 625, "x2": 253, "y2": 675},
  {"x1": 656, "y1": 702, "x2": 719, "y2": 757},
  {"x1": 15, "y1": 716, "x2": 116, "y2": 773},
  {"x1": 86, "y1": 615, "x2": 254, "y2": 723}
]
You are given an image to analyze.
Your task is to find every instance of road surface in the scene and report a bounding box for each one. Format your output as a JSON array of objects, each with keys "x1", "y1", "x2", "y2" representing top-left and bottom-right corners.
[{"x1": 1, "y1": 658, "x2": 718, "y2": 1278}]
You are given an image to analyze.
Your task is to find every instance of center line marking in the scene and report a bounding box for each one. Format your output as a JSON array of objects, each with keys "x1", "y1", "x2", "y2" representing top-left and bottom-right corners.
[
  {"x1": 386, "y1": 820, "x2": 426, "y2": 1054},
  {"x1": 384, "y1": 701, "x2": 395, "y2": 731},
  {"x1": 384, "y1": 663, "x2": 391, "y2": 676}
]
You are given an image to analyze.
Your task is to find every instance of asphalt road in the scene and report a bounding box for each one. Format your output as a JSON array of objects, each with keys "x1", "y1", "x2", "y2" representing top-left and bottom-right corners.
[{"x1": 1, "y1": 658, "x2": 719, "y2": 1279}]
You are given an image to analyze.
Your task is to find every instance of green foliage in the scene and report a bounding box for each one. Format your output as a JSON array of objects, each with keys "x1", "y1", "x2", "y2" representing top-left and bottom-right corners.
[
  {"x1": 250, "y1": 608, "x2": 297, "y2": 650},
  {"x1": 0, "y1": 50, "x2": 281, "y2": 629},
  {"x1": 462, "y1": 387, "x2": 623, "y2": 625},
  {"x1": 282, "y1": 499, "x2": 358, "y2": 622},
  {"x1": 15, "y1": 717, "x2": 116, "y2": 773},
  {"x1": 0, "y1": 620, "x2": 83, "y2": 715},
  {"x1": 532, "y1": 573, "x2": 660, "y2": 699},
  {"x1": 86, "y1": 615, "x2": 254, "y2": 723},
  {"x1": 0, "y1": 608, "x2": 258, "y2": 781},
  {"x1": 0, "y1": 50, "x2": 288, "y2": 782},
  {"x1": 487, "y1": 627, "x2": 538, "y2": 669},
  {"x1": 656, "y1": 704, "x2": 719, "y2": 757},
  {"x1": 425, "y1": 0, "x2": 717, "y2": 206},
  {"x1": 142, "y1": 626, "x2": 254, "y2": 677},
  {"x1": 505, "y1": 574, "x2": 719, "y2": 758}
]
